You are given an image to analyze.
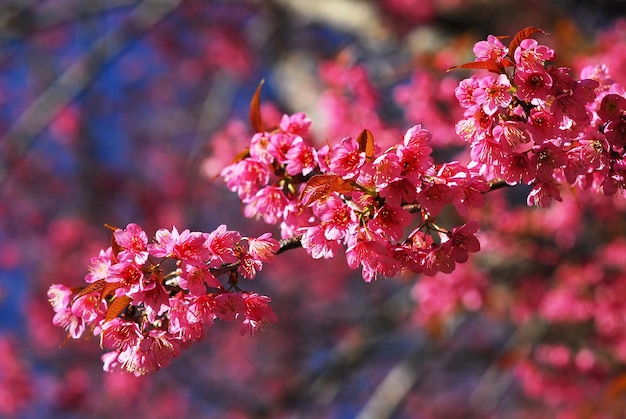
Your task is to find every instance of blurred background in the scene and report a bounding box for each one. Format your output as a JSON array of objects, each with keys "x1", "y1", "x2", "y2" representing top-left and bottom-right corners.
[{"x1": 3, "y1": 0, "x2": 626, "y2": 417}]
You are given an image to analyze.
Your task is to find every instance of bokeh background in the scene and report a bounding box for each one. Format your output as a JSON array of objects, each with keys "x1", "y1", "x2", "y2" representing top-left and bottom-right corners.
[{"x1": 3, "y1": 0, "x2": 626, "y2": 417}]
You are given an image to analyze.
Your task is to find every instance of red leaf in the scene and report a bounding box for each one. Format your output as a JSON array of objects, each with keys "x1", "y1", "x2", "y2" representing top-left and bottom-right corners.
[
  {"x1": 447, "y1": 59, "x2": 501, "y2": 74},
  {"x1": 229, "y1": 147, "x2": 251, "y2": 165},
  {"x1": 105, "y1": 295, "x2": 132, "y2": 322},
  {"x1": 356, "y1": 129, "x2": 375, "y2": 161},
  {"x1": 508, "y1": 27, "x2": 547, "y2": 56},
  {"x1": 500, "y1": 57, "x2": 515, "y2": 68},
  {"x1": 72, "y1": 279, "x2": 106, "y2": 302},
  {"x1": 72, "y1": 280, "x2": 122, "y2": 303},
  {"x1": 249, "y1": 79, "x2": 265, "y2": 133},
  {"x1": 103, "y1": 224, "x2": 124, "y2": 259},
  {"x1": 604, "y1": 373, "x2": 626, "y2": 400},
  {"x1": 298, "y1": 174, "x2": 354, "y2": 207}
]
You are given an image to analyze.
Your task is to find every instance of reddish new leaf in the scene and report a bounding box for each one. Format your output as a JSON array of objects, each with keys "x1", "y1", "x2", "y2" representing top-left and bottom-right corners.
[
  {"x1": 508, "y1": 27, "x2": 547, "y2": 56},
  {"x1": 72, "y1": 280, "x2": 122, "y2": 303},
  {"x1": 298, "y1": 174, "x2": 354, "y2": 207},
  {"x1": 105, "y1": 295, "x2": 132, "y2": 322},
  {"x1": 356, "y1": 129, "x2": 375, "y2": 161},
  {"x1": 104, "y1": 224, "x2": 123, "y2": 258},
  {"x1": 249, "y1": 79, "x2": 265, "y2": 133},
  {"x1": 604, "y1": 373, "x2": 626, "y2": 400},
  {"x1": 447, "y1": 59, "x2": 501, "y2": 74},
  {"x1": 72, "y1": 279, "x2": 106, "y2": 302}
]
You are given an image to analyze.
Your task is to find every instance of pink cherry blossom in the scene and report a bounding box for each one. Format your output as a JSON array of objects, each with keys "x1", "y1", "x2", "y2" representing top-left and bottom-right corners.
[
  {"x1": 472, "y1": 74, "x2": 512, "y2": 116},
  {"x1": 247, "y1": 232, "x2": 279, "y2": 263},
  {"x1": 240, "y1": 293, "x2": 278, "y2": 336},
  {"x1": 329, "y1": 136, "x2": 366, "y2": 179},
  {"x1": 473, "y1": 34, "x2": 508, "y2": 63},
  {"x1": 114, "y1": 223, "x2": 149, "y2": 265},
  {"x1": 514, "y1": 39, "x2": 555, "y2": 72},
  {"x1": 205, "y1": 224, "x2": 241, "y2": 268}
]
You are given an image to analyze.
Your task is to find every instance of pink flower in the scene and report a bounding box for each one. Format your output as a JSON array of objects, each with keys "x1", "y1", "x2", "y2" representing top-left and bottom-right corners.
[
  {"x1": 52, "y1": 307, "x2": 85, "y2": 339},
  {"x1": 144, "y1": 330, "x2": 181, "y2": 371},
  {"x1": 285, "y1": 141, "x2": 318, "y2": 176},
  {"x1": 531, "y1": 142, "x2": 567, "y2": 183},
  {"x1": 575, "y1": 133, "x2": 611, "y2": 171},
  {"x1": 346, "y1": 236, "x2": 398, "y2": 282},
  {"x1": 318, "y1": 196, "x2": 358, "y2": 241},
  {"x1": 455, "y1": 76, "x2": 480, "y2": 109},
  {"x1": 329, "y1": 136, "x2": 366, "y2": 179},
  {"x1": 472, "y1": 74, "x2": 512, "y2": 116},
  {"x1": 205, "y1": 224, "x2": 241, "y2": 268},
  {"x1": 248, "y1": 232, "x2": 279, "y2": 263},
  {"x1": 268, "y1": 132, "x2": 303, "y2": 164},
  {"x1": 445, "y1": 222, "x2": 481, "y2": 263},
  {"x1": 371, "y1": 152, "x2": 402, "y2": 189},
  {"x1": 420, "y1": 245, "x2": 455, "y2": 276},
  {"x1": 249, "y1": 132, "x2": 273, "y2": 164},
  {"x1": 85, "y1": 247, "x2": 115, "y2": 283},
  {"x1": 237, "y1": 251, "x2": 263, "y2": 279},
  {"x1": 527, "y1": 109, "x2": 558, "y2": 145},
  {"x1": 449, "y1": 175, "x2": 490, "y2": 216},
  {"x1": 368, "y1": 204, "x2": 410, "y2": 241},
  {"x1": 149, "y1": 226, "x2": 209, "y2": 261},
  {"x1": 456, "y1": 106, "x2": 495, "y2": 143},
  {"x1": 514, "y1": 70, "x2": 553, "y2": 102},
  {"x1": 527, "y1": 181, "x2": 563, "y2": 207},
  {"x1": 416, "y1": 183, "x2": 452, "y2": 217},
  {"x1": 132, "y1": 282, "x2": 170, "y2": 323},
  {"x1": 492, "y1": 121, "x2": 534, "y2": 153},
  {"x1": 179, "y1": 260, "x2": 222, "y2": 295},
  {"x1": 213, "y1": 292, "x2": 245, "y2": 321},
  {"x1": 240, "y1": 293, "x2": 278, "y2": 336},
  {"x1": 598, "y1": 93, "x2": 626, "y2": 121},
  {"x1": 379, "y1": 178, "x2": 417, "y2": 207},
  {"x1": 279, "y1": 112, "x2": 311, "y2": 136},
  {"x1": 114, "y1": 223, "x2": 149, "y2": 265},
  {"x1": 107, "y1": 261, "x2": 154, "y2": 296},
  {"x1": 299, "y1": 225, "x2": 339, "y2": 259},
  {"x1": 101, "y1": 318, "x2": 143, "y2": 350},
  {"x1": 221, "y1": 158, "x2": 270, "y2": 203},
  {"x1": 48, "y1": 284, "x2": 72, "y2": 312},
  {"x1": 71, "y1": 292, "x2": 106, "y2": 324},
  {"x1": 514, "y1": 39, "x2": 555, "y2": 72},
  {"x1": 473, "y1": 35, "x2": 508, "y2": 63},
  {"x1": 502, "y1": 152, "x2": 537, "y2": 185},
  {"x1": 167, "y1": 295, "x2": 192, "y2": 335},
  {"x1": 188, "y1": 294, "x2": 218, "y2": 325},
  {"x1": 605, "y1": 116, "x2": 626, "y2": 148},
  {"x1": 244, "y1": 186, "x2": 289, "y2": 224}
]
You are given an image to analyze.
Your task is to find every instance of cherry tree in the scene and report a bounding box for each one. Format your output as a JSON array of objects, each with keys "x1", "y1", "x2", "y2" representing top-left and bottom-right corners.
[{"x1": 3, "y1": 0, "x2": 626, "y2": 417}]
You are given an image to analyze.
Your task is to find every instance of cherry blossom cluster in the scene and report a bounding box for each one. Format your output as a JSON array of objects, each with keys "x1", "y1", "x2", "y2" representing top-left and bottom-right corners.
[
  {"x1": 49, "y1": 28, "x2": 626, "y2": 384},
  {"x1": 453, "y1": 30, "x2": 626, "y2": 206},
  {"x1": 48, "y1": 223, "x2": 279, "y2": 376},
  {"x1": 221, "y1": 113, "x2": 486, "y2": 282}
]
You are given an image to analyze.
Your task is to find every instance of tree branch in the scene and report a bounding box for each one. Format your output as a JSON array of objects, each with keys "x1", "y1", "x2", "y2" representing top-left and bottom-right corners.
[{"x1": 0, "y1": 0, "x2": 182, "y2": 188}]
